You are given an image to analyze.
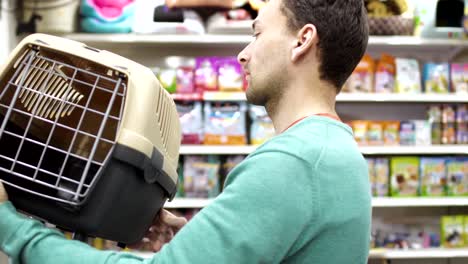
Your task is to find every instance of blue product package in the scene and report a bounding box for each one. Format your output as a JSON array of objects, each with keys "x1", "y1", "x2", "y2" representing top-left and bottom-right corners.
[
  {"x1": 423, "y1": 63, "x2": 450, "y2": 93},
  {"x1": 399, "y1": 121, "x2": 416, "y2": 145}
]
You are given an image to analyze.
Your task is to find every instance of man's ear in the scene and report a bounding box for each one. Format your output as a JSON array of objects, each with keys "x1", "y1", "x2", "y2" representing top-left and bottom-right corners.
[{"x1": 291, "y1": 24, "x2": 319, "y2": 62}]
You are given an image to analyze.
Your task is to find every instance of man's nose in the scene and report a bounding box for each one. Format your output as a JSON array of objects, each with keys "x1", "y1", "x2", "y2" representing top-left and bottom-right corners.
[{"x1": 237, "y1": 46, "x2": 249, "y2": 66}]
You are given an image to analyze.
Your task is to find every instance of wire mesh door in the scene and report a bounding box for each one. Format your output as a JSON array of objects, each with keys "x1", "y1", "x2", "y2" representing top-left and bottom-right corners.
[{"x1": 0, "y1": 47, "x2": 127, "y2": 206}]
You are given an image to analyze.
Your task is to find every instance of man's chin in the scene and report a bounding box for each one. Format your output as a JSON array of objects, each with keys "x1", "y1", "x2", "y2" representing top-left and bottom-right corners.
[{"x1": 246, "y1": 89, "x2": 267, "y2": 106}]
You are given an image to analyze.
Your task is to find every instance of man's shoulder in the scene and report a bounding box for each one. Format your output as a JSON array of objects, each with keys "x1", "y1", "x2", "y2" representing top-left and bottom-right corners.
[
  {"x1": 249, "y1": 117, "x2": 357, "y2": 167},
  {"x1": 248, "y1": 133, "x2": 325, "y2": 168},
  {"x1": 255, "y1": 124, "x2": 327, "y2": 155}
]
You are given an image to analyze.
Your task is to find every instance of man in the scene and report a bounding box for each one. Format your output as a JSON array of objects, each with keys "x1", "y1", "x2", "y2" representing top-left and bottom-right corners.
[{"x1": 0, "y1": 0, "x2": 371, "y2": 263}]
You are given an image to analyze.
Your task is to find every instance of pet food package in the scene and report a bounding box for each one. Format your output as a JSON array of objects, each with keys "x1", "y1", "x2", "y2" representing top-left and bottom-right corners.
[
  {"x1": 177, "y1": 66, "x2": 195, "y2": 94},
  {"x1": 195, "y1": 57, "x2": 218, "y2": 92},
  {"x1": 176, "y1": 160, "x2": 184, "y2": 197},
  {"x1": 451, "y1": 63, "x2": 468, "y2": 94},
  {"x1": 156, "y1": 68, "x2": 177, "y2": 93},
  {"x1": 456, "y1": 105, "x2": 468, "y2": 144},
  {"x1": 216, "y1": 57, "x2": 244, "y2": 91},
  {"x1": 424, "y1": 63, "x2": 450, "y2": 93},
  {"x1": 383, "y1": 121, "x2": 400, "y2": 145},
  {"x1": 176, "y1": 101, "x2": 203, "y2": 144},
  {"x1": 375, "y1": 54, "x2": 396, "y2": 93},
  {"x1": 224, "y1": 155, "x2": 245, "y2": 175},
  {"x1": 390, "y1": 157, "x2": 420, "y2": 197},
  {"x1": 343, "y1": 54, "x2": 375, "y2": 93},
  {"x1": 351, "y1": 121, "x2": 368, "y2": 145},
  {"x1": 465, "y1": 216, "x2": 468, "y2": 246},
  {"x1": 441, "y1": 216, "x2": 465, "y2": 248},
  {"x1": 413, "y1": 120, "x2": 431, "y2": 146},
  {"x1": 442, "y1": 105, "x2": 456, "y2": 145},
  {"x1": 367, "y1": 158, "x2": 375, "y2": 196},
  {"x1": 446, "y1": 158, "x2": 468, "y2": 196},
  {"x1": 222, "y1": 155, "x2": 245, "y2": 188},
  {"x1": 183, "y1": 156, "x2": 221, "y2": 198},
  {"x1": 204, "y1": 102, "x2": 247, "y2": 145},
  {"x1": 399, "y1": 121, "x2": 416, "y2": 145},
  {"x1": 374, "y1": 158, "x2": 390, "y2": 197},
  {"x1": 428, "y1": 105, "x2": 442, "y2": 144},
  {"x1": 367, "y1": 121, "x2": 384, "y2": 145},
  {"x1": 395, "y1": 58, "x2": 422, "y2": 93},
  {"x1": 420, "y1": 158, "x2": 447, "y2": 196},
  {"x1": 249, "y1": 105, "x2": 275, "y2": 145}
]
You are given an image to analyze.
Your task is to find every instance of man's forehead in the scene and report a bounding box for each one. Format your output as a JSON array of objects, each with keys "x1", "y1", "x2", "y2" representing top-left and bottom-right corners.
[{"x1": 253, "y1": 0, "x2": 275, "y2": 27}]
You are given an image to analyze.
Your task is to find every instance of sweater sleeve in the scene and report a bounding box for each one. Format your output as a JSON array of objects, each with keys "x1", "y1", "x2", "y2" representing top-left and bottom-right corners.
[{"x1": 0, "y1": 150, "x2": 316, "y2": 264}]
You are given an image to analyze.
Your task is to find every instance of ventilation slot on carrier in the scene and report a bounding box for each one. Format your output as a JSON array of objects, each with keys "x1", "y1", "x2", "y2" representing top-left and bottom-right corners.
[{"x1": 14, "y1": 57, "x2": 84, "y2": 119}]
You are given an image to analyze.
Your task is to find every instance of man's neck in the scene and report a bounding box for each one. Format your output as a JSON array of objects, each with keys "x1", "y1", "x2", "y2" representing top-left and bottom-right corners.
[{"x1": 266, "y1": 82, "x2": 338, "y2": 134}]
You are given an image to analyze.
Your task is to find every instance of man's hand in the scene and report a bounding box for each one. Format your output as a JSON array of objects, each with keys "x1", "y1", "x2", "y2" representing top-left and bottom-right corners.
[
  {"x1": 128, "y1": 209, "x2": 187, "y2": 252},
  {"x1": 0, "y1": 181, "x2": 8, "y2": 204}
]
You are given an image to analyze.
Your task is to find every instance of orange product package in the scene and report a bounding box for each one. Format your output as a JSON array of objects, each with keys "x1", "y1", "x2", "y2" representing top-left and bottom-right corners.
[
  {"x1": 375, "y1": 53, "x2": 396, "y2": 93},
  {"x1": 351, "y1": 121, "x2": 369, "y2": 145},
  {"x1": 343, "y1": 54, "x2": 375, "y2": 93},
  {"x1": 367, "y1": 121, "x2": 384, "y2": 145},
  {"x1": 383, "y1": 121, "x2": 400, "y2": 145}
]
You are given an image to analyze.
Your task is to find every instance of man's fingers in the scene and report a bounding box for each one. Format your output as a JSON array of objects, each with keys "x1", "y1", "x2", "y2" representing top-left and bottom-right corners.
[
  {"x1": 126, "y1": 210, "x2": 186, "y2": 252},
  {"x1": 127, "y1": 240, "x2": 146, "y2": 250},
  {"x1": 152, "y1": 239, "x2": 163, "y2": 252},
  {"x1": 160, "y1": 210, "x2": 187, "y2": 229},
  {"x1": 0, "y1": 181, "x2": 8, "y2": 203}
]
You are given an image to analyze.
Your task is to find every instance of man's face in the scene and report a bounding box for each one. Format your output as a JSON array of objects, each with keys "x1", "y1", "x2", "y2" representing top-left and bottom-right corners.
[{"x1": 237, "y1": 0, "x2": 292, "y2": 106}]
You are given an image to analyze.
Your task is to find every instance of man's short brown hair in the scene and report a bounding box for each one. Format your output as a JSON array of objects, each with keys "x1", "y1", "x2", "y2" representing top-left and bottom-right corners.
[{"x1": 281, "y1": 0, "x2": 369, "y2": 91}]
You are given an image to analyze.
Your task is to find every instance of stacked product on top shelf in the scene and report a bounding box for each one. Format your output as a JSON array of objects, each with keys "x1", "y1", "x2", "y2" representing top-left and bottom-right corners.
[
  {"x1": 171, "y1": 154, "x2": 468, "y2": 200},
  {"x1": 176, "y1": 155, "x2": 245, "y2": 199},
  {"x1": 371, "y1": 217, "x2": 441, "y2": 250},
  {"x1": 176, "y1": 101, "x2": 274, "y2": 146},
  {"x1": 371, "y1": 215, "x2": 468, "y2": 250},
  {"x1": 155, "y1": 56, "x2": 247, "y2": 94},
  {"x1": 156, "y1": 55, "x2": 468, "y2": 97},
  {"x1": 343, "y1": 53, "x2": 468, "y2": 94},
  {"x1": 350, "y1": 104, "x2": 468, "y2": 146},
  {"x1": 367, "y1": 156, "x2": 468, "y2": 197},
  {"x1": 176, "y1": 100, "x2": 252, "y2": 145}
]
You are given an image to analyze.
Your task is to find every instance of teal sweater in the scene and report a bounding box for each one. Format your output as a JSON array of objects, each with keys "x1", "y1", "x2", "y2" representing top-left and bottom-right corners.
[{"x1": 0, "y1": 116, "x2": 371, "y2": 264}]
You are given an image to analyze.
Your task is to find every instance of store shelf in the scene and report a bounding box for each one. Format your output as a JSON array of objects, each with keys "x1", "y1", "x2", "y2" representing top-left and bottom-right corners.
[
  {"x1": 172, "y1": 92, "x2": 468, "y2": 103},
  {"x1": 360, "y1": 145, "x2": 468, "y2": 155},
  {"x1": 369, "y1": 248, "x2": 468, "y2": 259},
  {"x1": 372, "y1": 197, "x2": 468, "y2": 207},
  {"x1": 180, "y1": 145, "x2": 256, "y2": 155},
  {"x1": 368, "y1": 36, "x2": 468, "y2": 47},
  {"x1": 336, "y1": 93, "x2": 468, "y2": 103},
  {"x1": 59, "y1": 33, "x2": 253, "y2": 46},
  {"x1": 58, "y1": 33, "x2": 468, "y2": 48},
  {"x1": 132, "y1": 248, "x2": 468, "y2": 260},
  {"x1": 180, "y1": 145, "x2": 467, "y2": 155},
  {"x1": 165, "y1": 198, "x2": 468, "y2": 209},
  {"x1": 203, "y1": 91, "x2": 246, "y2": 101}
]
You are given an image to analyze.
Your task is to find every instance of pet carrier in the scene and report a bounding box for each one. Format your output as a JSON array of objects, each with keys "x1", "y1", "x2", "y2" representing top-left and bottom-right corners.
[{"x1": 0, "y1": 33, "x2": 181, "y2": 245}]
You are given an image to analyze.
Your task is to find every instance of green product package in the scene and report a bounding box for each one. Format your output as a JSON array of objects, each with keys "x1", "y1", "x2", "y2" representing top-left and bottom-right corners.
[
  {"x1": 390, "y1": 157, "x2": 420, "y2": 197},
  {"x1": 420, "y1": 157, "x2": 447, "y2": 196},
  {"x1": 446, "y1": 158, "x2": 468, "y2": 196},
  {"x1": 441, "y1": 216, "x2": 465, "y2": 248}
]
